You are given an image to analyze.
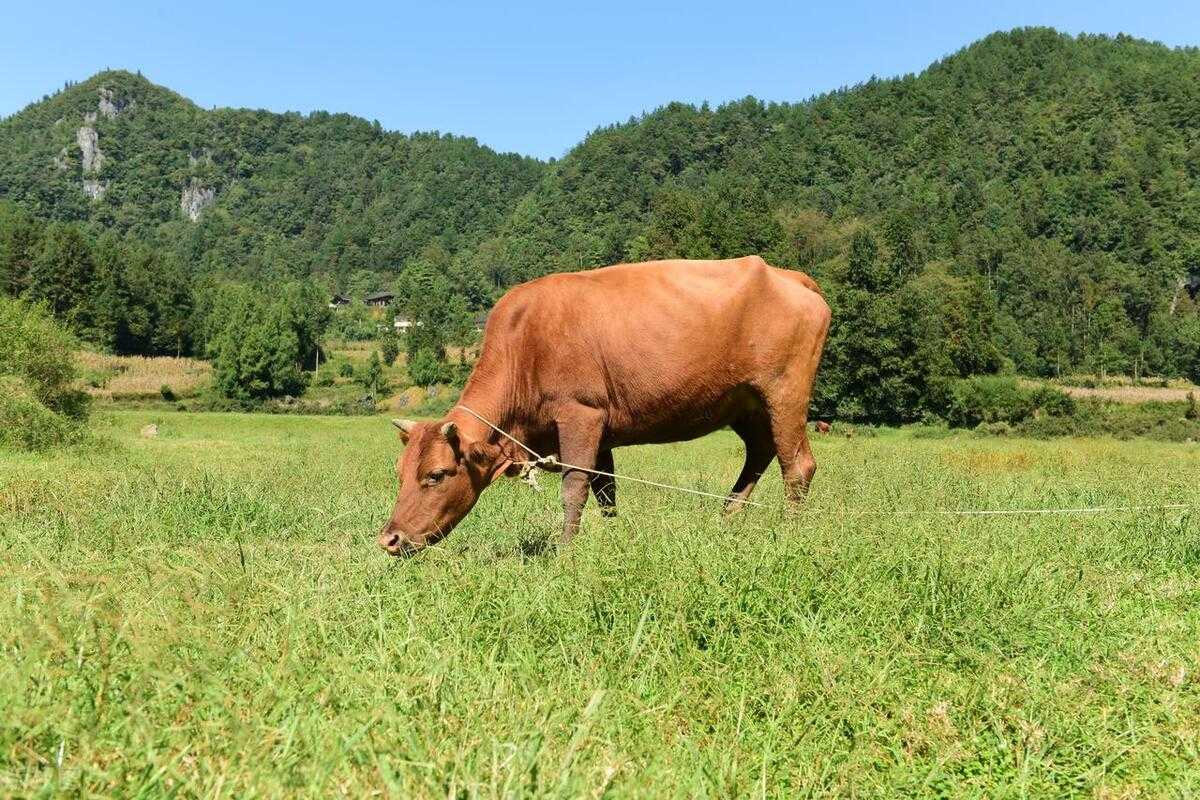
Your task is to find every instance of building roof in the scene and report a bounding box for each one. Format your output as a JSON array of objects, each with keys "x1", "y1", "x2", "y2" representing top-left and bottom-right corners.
[{"x1": 364, "y1": 290, "x2": 395, "y2": 302}]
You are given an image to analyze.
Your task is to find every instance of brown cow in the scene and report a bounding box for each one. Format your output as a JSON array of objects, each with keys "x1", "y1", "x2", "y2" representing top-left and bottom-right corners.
[{"x1": 380, "y1": 256, "x2": 831, "y2": 555}]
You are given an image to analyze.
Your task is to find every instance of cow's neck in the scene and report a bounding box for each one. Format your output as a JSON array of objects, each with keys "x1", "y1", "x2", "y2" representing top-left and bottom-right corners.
[{"x1": 452, "y1": 368, "x2": 534, "y2": 463}]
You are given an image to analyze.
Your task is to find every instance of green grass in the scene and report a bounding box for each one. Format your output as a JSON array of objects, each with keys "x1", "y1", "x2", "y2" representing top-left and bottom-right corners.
[{"x1": 2, "y1": 411, "x2": 1199, "y2": 797}]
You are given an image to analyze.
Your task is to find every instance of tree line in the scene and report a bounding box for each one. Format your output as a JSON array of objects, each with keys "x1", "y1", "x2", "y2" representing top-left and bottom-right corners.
[{"x1": 0, "y1": 202, "x2": 481, "y2": 401}]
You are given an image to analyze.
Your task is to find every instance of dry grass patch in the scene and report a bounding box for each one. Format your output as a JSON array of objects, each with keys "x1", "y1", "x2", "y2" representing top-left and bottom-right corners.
[
  {"x1": 943, "y1": 449, "x2": 1035, "y2": 474},
  {"x1": 1025, "y1": 375, "x2": 1200, "y2": 404},
  {"x1": 77, "y1": 351, "x2": 211, "y2": 400},
  {"x1": 1057, "y1": 384, "x2": 1197, "y2": 403}
]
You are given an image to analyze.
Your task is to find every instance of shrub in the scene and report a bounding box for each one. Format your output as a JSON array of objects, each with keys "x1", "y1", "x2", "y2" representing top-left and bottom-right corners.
[
  {"x1": 380, "y1": 333, "x2": 400, "y2": 367},
  {"x1": 327, "y1": 303, "x2": 378, "y2": 341},
  {"x1": 260, "y1": 396, "x2": 378, "y2": 416},
  {"x1": 0, "y1": 378, "x2": 79, "y2": 450},
  {"x1": 406, "y1": 347, "x2": 443, "y2": 386},
  {"x1": 1014, "y1": 398, "x2": 1200, "y2": 442},
  {"x1": 357, "y1": 351, "x2": 385, "y2": 395},
  {"x1": 0, "y1": 297, "x2": 89, "y2": 450},
  {"x1": 337, "y1": 361, "x2": 354, "y2": 379},
  {"x1": 910, "y1": 423, "x2": 956, "y2": 440},
  {"x1": 1187, "y1": 391, "x2": 1198, "y2": 421},
  {"x1": 973, "y1": 421, "x2": 1012, "y2": 437},
  {"x1": 944, "y1": 376, "x2": 1074, "y2": 428},
  {"x1": 159, "y1": 384, "x2": 176, "y2": 401}
]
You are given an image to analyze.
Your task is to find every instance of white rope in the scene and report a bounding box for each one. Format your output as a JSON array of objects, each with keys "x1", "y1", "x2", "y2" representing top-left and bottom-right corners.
[
  {"x1": 454, "y1": 405, "x2": 1195, "y2": 517},
  {"x1": 827, "y1": 504, "x2": 1192, "y2": 517},
  {"x1": 457, "y1": 404, "x2": 765, "y2": 506}
]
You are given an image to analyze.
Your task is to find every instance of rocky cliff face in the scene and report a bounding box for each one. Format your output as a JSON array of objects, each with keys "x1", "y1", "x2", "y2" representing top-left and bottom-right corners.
[
  {"x1": 97, "y1": 87, "x2": 131, "y2": 119},
  {"x1": 76, "y1": 124, "x2": 103, "y2": 173},
  {"x1": 70, "y1": 87, "x2": 134, "y2": 200},
  {"x1": 181, "y1": 180, "x2": 215, "y2": 221}
]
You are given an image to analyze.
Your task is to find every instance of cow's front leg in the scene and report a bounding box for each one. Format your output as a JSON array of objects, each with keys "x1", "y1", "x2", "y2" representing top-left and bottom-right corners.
[{"x1": 556, "y1": 406, "x2": 606, "y2": 545}]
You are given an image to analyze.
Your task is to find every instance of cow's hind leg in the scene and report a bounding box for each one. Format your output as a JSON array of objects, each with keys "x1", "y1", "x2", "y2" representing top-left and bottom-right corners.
[
  {"x1": 590, "y1": 449, "x2": 617, "y2": 517},
  {"x1": 762, "y1": 317, "x2": 825, "y2": 507},
  {"x1": 725, "y1": 416, "x2": 775, "y2": 513},
  {"x1": 769, "y1": 414, "x2": 816, "y2": 506}
]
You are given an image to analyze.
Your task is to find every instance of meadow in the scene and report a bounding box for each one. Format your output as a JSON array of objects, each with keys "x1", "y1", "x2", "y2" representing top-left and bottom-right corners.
[{"x1": 2, "y1": 410, "x2": 1199, "y2": 798}]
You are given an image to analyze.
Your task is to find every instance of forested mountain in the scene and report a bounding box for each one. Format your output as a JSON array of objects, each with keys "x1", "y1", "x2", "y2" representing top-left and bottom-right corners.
[
  {"x1": 2, "y1": 28, "x2": 1199, "y2": 419},
  {"x1": 465, "y1": 28, "x2": 1200, "y2": 406},
  {"x1": 0, "y1": 69, "x2": 544, "y2": 284}
]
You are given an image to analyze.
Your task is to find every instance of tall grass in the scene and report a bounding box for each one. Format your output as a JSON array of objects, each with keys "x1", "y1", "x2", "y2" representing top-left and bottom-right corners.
[
  {"x1": 1040, "y1": 374, "x2": 1200, "y2": 403},
  {"x1": 77, "y1": 352, "x2": 212, "y2": 400},
  {"x1": 1, "y1": 412, "x2": 1198, "y2": 797}
]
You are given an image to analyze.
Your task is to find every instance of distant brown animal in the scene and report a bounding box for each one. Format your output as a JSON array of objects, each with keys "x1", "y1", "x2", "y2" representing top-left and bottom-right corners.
[
  {"x1": 814, "y1": 421, "x2": 832, "y2": 434},
  {"x1": 380, "y1": 256, "x2": 831, "y2": 555}
]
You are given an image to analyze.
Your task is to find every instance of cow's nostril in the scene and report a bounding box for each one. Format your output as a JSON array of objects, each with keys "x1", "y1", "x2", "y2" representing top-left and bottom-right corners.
[{"x1": 376, "y1": 532, "x2": 405, "y2": 551}]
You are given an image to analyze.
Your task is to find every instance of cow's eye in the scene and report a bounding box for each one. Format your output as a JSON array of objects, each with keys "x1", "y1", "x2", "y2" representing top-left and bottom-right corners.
[{"x1": 425, "y1": 469, "x2": 448, "y2": 485}]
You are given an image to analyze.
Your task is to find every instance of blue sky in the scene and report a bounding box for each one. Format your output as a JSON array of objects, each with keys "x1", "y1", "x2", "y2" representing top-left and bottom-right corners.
[{"x1": 3, "y1": 1, "x2": 1198, "y2": 159}]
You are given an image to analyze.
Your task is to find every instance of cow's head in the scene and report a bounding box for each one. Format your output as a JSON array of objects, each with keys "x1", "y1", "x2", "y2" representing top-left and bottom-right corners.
[{"x1": 378, "y1": 417, "x2": 518, "y2": 555}]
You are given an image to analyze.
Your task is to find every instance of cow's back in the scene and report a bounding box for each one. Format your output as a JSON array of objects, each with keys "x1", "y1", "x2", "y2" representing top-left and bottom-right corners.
[{"x1": 481, "y1": 256, "x2": 829, "y2": 443}]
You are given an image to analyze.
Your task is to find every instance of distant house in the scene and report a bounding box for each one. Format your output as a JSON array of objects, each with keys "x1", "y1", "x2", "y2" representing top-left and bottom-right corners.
[
  {"x1": 394, "y1": 315, "x2": 416, "y2": 332},
  {"x1": 364, "y1": 290, "x2": 395, "y2": 308},
  {"x1": 328, "y1": 294, "x2": 351, "y2": 309}
]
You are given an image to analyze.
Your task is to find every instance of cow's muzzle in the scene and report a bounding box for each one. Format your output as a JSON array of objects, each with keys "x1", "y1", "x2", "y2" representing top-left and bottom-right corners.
[{"x1": 377, "y1": 527, "x2": 421, "y2": 557}]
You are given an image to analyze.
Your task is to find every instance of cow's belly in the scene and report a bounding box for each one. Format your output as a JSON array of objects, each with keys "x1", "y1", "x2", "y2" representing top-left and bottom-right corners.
[{"x1": 602, "y1": 383, "x2": 763, "y2": 447}]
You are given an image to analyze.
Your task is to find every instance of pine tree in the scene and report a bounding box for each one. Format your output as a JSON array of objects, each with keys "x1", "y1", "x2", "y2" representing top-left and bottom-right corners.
[{"x1": 26, "y1": 223, "x2": 97, "y2": 334}]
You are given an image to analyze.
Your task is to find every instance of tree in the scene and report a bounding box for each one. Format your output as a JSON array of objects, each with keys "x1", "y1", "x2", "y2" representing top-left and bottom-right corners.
[
  {"x1": 406, "y1": 347, "x2": 443, "y2": 387},
  {"x1": 846, "y1": 227, "x2": 884, "y2": 293},
  {"x1": 207, "y1": 286, "x2": 312, "y2": 401},
  {"x1": 380, "y1": 332, "x2": 400, "y2": 366},
  {"x1": 395, "y1": 258, "x2": 472, "y2": 382},
  {"x1": 0, "y1": 202, "x2": 41, "y2": 298},
  {"x1": 357, "y1": 351, "x2": 385, "y2": 395},
  {"x1": 7, "y1": 34, "x2": 1200, "y2": 422},
  {"x1": 25, "y1": 223, "x2": 97, "y2": 335}
]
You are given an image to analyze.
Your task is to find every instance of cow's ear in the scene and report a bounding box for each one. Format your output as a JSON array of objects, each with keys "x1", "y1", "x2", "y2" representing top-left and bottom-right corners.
[{"x1": 466, "y1": 440, "x2": 497, "y2": 467}]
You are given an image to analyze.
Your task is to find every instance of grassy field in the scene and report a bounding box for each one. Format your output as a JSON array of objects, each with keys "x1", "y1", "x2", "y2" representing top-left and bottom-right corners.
[{"x1": 2, "y1": 411, "x2": 1199, "y2": 797}]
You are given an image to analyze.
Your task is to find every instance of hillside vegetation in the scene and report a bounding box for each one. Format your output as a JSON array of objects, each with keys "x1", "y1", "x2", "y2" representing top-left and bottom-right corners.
[
  {"x1": 0, "y1": 296, "x2": 89, "y2": 450},
  {"x1": 2, "y1": 28, "x2": 1200, "y2": 422},
  {"x1": 472, "y1": 29, "x2": 1200, "y2": 410},
  {"x1": 0, "y1": 69, "x2": 544, "y2": 283}
]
